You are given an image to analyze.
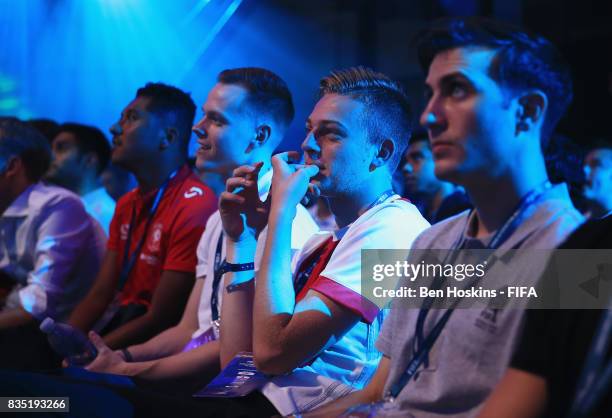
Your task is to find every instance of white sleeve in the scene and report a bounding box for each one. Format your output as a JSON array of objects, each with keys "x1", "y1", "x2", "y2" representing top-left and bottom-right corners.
[{"x1": 195, "y1": 212, "x2": 221, "y2": 279}]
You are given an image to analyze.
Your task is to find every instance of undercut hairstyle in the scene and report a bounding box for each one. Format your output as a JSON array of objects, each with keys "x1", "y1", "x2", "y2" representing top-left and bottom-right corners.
[
  {"x1": 0, "y1": 117, "x2": 51, "y2": 181},
  {"x1": 319, "y1": 66, "x2": 413, "y2": 173},
  {"x1": 136, "y1": 82, "x2": 196, "y2": 148},
  {"x1": 57, "y1": 123, "x2": 111, "y2": 175},
  {"x1": 415, "y1": 17, "x2": 573, "y2": 148},
  {"x1": 218, "y1": 67, "x2": 295, "y2": 129}
]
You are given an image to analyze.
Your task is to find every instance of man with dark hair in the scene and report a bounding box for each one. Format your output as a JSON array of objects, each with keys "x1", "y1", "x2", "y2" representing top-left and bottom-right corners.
[
  {"x1": 402, "y1": 132, "x2": 471, "y2": 223},
  {"x1": 0, "y1": 118, "x2": 106, "y2": 369},
  {"x1": 213, "y1": 66, "x2": 429, "y2": 416},
  {"x1": 310, "y1": 17, "x2": 583, "y2": 417},
  {"x1": 582, "y1": 140, "x2": 612, "y2": 219},
  {"x1": 46, "y1": 123, "x2": 116, "y2": 234},
  {"x1": 65, "y1": 82, "x2": 217, "y2": 351}
]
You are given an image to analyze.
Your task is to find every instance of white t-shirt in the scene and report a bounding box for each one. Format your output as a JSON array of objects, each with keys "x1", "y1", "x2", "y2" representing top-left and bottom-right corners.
[
  {"x1": 193, "y1": 169, "x2": 319, "y2": 340},
  {"x1": 81, "y1": 187, "x2": 116, "y2": 236},
  {"x1": 261, "y1": 195, "x2": 430, "y2": 415}
]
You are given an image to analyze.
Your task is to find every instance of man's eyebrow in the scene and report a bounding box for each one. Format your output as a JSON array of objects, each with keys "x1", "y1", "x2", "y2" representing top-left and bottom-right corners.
[
  {"x1": 440, "y1": 72, "x2": 476, "y2": 89},
  {"x1": 207, "y1": 109, "x2": 229, "y2": 122},
  {"x1": 427, "y1": 71, "x2": 472, "y2": 88},
  {"x1": 318, "y1": 120, "x2": 348, "y2": 132}
]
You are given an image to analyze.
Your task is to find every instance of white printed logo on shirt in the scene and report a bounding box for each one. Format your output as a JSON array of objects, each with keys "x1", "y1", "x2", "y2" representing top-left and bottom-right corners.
[
  {"x1": 184, "y1": 187, "x2": 203, "y2": 199},
  {"x1": 147, "y1": 222, "x2": 163, "y2": 252}
]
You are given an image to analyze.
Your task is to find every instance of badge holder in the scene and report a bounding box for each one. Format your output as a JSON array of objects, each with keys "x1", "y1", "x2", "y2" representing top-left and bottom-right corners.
[{"x1": 194, "y1": 352, "x2": 268, "y2": 398}]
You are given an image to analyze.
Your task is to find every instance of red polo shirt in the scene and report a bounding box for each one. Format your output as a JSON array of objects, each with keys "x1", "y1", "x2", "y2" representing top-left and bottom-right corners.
[{"x1": 107, "y1": 164, "x2": 217, "y2": 307}]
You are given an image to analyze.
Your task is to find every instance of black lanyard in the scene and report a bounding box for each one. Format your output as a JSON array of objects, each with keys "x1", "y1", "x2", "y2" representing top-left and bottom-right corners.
[
  {"x1": 210, "y1": 232, "x2": 224, "y2": 322},
  {"x1": 568, "y1": 306, "x2": 612, "y2": 418},
  {"x1": 117, "y1": 169, "x2": 177, "y2": 291},
  {"x1": 388, "y1": 181, "x2": 552, "y2": 399}
]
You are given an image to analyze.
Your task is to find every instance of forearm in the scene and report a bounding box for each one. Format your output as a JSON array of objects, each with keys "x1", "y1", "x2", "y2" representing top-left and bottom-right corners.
[
  {"x1": 68, "y1": 292, "x2": 112, "y2": 332},
  {"x1": 219, "y1": 237, "x2": 257, "y2": 368},
  {"x1": 253, "y1": 207, "x2": 296, "y2": 358},
  {"x1": 0, "y1": 307, "x2": 35, "y2": 329},
  {"x1": 135, "y1": 340, "x2": 220, "y2": 382},
  {"x1": 103, "y1": 312, "x2": 174, "y2": 349},
  {"x1": 127, "y1": 322, "x2": 195, "y2": 362}
]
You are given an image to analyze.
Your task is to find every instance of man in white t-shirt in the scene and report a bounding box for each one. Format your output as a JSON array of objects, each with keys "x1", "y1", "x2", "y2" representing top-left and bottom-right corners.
[
  {"x1": 85, "y1": 68, "x2": 318, "y2": 392},
  {"x1": 216, "y1": 67, "x2": 429, "y2": 416}
]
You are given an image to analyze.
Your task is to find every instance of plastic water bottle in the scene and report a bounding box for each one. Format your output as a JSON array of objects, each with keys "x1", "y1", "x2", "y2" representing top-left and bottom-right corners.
[{"x1": 40, "y1": 317, "x2": 98, "y2": 366}]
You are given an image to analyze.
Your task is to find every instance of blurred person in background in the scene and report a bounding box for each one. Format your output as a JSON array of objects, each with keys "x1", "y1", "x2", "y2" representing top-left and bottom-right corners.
[
  {"x1": 46, "y1": 123, "x2": 115, "y2": 234},
  {"x1": 581, "y1": 140, "x2": 612, "y2": 219},
  {"x1": 401, "y1": 131, "x2": 471, "y2": 223},
  {"x1": 0, "y1": 117, "x2": 105, "y2": 370}
]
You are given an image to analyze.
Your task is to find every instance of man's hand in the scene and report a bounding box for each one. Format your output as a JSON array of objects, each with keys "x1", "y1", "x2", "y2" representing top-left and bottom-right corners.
[
  {"x1": 219, "y1": 162, "x2": 270, "y2": 241},
  {"x1": 85, "y1": 331, "x2": 129, "y2": 375},
  {"x1": 270, "y1": 152, "x2": 320, "y2": 210}
]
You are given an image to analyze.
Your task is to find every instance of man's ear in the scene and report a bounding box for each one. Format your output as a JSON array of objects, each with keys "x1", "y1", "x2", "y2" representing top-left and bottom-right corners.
[
  {"x1": 515, "y1": 91, "x2": 547, "y2": 135},
  {"x1": 160, "y1": 126, "x2": 179, "y2": 150},
  {"x1": 2, "y1": 156, "x2": 21, "y2": 177},
  {"x1": 252, "y1": 124, "x2": 271, "y2": 148},
  {"x1": 370, "y1": 138, "x2": 395, "y2": 171}
]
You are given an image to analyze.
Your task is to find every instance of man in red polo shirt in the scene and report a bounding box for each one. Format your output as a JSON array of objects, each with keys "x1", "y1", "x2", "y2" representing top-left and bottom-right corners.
[{"x1": 67, "y1": 83, "x2": 217, "y2": 350}]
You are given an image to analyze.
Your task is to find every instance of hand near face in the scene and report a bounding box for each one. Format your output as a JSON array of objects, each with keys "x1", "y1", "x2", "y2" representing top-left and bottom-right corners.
[
  {"x1": 270, "y1": 152, "x2": 320, "y2": 212},
  {"x1": 219, "y1": 162, "x2": 270, "y2": 241},
  {"x1": 84, "y1": 332, "x2": 128, "y2": 375}
]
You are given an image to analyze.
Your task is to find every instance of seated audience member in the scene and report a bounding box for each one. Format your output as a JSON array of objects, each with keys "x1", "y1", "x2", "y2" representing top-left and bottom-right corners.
[
  {"x1": 479, "y1": 216, "x2": 612, "y2": 418},
  {"x1": 65, "y1": 83, "x2": 217, "y2": 350},
  {"x1": 309, "y1": 17, "x2": 583, "y2": 417},
  {"x1": 46, "y1": 123, "x2": 115, "y2": 234},
  {"x1": 0, "y1": 117, "x2": 105, "y2": 370},
  {"x1": 214, "y1": 67, "x2": 429, "y2": 417},
  {"x1": 81, "y1": 68, "x2": 318, "y2": 390},
  {"x1": 401, "y1": 131, "x2": 471, "y2": 223},
  {"x1": 544, "y1": 133, "x2": 586, "y2": 211},
  {"x1": 582, "y1": 140, "x2": 612, "y2": 219},
  {"x1": 101, "y1": 163, "x2": 137, "y2": 202}
]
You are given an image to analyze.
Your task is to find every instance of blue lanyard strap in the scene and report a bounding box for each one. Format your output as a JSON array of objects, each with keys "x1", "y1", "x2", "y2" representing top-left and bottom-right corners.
[
  {"x1": 389, "y1": 181, "x2": 552, "y2": 399},
  {"x1": 568, "y1": 306, "x2": 612, "y2": 417},
  {"x1": 117, "y1": 169, "x2": 178, "y2": 291}
]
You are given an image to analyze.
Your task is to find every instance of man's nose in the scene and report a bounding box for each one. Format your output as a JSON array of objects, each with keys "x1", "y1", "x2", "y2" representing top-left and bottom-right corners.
[
  {"x1": 301, "y1": 132, "x2": 320, "y2": 159},
  {"x1": 192, "y1": 118, "x2": 207, "y2": 139},
  {"x1": 109, "y1": 122, "x2": 122, "y2": 137},
  {"x1": 403, "y1": 162, "x2": 414, "y2": 174}
]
